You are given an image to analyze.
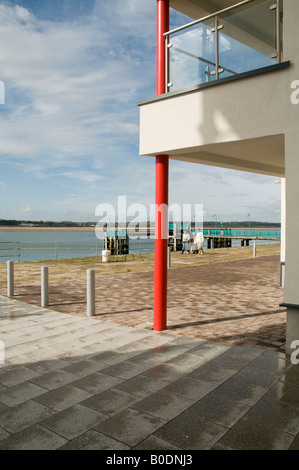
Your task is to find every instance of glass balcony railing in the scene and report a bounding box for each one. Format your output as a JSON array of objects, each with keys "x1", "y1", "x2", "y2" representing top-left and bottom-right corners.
[{"x1": 165, "y1": 0, "x2": 282, "y2": 92}]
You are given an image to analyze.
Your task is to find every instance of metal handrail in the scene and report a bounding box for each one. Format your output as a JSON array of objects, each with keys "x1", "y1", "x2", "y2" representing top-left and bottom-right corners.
[
  {"x1": 172, "y1": 46, "x2": 238, "y2": 76},
  {"x1": 202, "y1": 229, "x2": 281, "y2": 238},
  {"x1": 0, "y1": 239, "x2": 156, "y2": 261},
  {"x1": 164, "y1": 0, "x2": 281, "y2": 91}
]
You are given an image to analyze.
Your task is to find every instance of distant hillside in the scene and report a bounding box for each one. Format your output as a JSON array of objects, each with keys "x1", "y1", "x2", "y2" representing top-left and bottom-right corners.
[
  {"x1": 0, "y1": 219, "x2": 280, "y2": 229},
  {"x1": 0, "y1": 219, "x2": 95, "y2": 227}
]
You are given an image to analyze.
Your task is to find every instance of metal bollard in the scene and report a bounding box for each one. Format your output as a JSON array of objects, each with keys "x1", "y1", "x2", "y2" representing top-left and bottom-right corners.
[
  {"x1": 41, "y1": 266, "x2": 49, "y2": 307},
  {"x1": 168, "y1": 246, "x2": 171, "y2": 269},
  {"x1": 7, "y1": 260, "x2": 14, "y2": 297},
  {"x1": 87, "y1": 269, "x2": 95, "y2": 317},
  {"x1": 253, "y1": 242, "x2": 256, "y2": 258}
]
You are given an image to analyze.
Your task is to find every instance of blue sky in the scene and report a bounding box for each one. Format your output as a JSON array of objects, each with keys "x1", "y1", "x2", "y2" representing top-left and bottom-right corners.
[{"x1": 0, "y1": 0, "x2": 281, "y2": 223}]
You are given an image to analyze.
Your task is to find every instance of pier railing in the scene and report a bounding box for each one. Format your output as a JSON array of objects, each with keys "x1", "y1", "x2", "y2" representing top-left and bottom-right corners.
[
  {"x1": 0, "y1": 241, "x2": 104, "y2": 262},
  {"x1": 0, "y1": 228, "x2": 280, "y2": 262},
  {"x1": 0, "y1": 239, "x2": 156, "y2": 262},
  {"x1": 203, "y1": 229, "x2": 281, "y2": 239}
]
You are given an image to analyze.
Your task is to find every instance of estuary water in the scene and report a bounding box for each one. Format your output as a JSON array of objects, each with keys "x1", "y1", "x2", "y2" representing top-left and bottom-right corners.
[
  {"x1": 0, "y1": 230, "x2": 278, "y2": 263},
  {"x1": 0, "y1": 230, "x2": 155, "y2": 262}
]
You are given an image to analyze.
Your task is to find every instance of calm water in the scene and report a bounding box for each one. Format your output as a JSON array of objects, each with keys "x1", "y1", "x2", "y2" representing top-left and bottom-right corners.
[
  {"x1": 0, "y1": 230, "x2": 155, "y2": 262},
  {"x1": 0, "y1": 230, "x2": 278, "y2": 263}
]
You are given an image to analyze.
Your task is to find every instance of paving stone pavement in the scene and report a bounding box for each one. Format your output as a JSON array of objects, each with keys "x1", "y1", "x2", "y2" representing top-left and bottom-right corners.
[
  {"x1": 0, "y1": 294, "x2": 298, "y2": 450},
  {"x1": 7, "y1": 255, "x2": 287, "y2": 351}
]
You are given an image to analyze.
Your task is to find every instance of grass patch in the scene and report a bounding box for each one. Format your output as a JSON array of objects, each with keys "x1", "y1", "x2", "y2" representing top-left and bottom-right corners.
[{"x1": 0, "y1": 244, "x2": 280, "y2": 289}]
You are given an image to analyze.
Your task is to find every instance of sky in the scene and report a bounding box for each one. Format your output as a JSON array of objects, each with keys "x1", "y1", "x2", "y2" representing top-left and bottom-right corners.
[{"x1": 0, "y1": 0, "x2": 282, "y2": 224}]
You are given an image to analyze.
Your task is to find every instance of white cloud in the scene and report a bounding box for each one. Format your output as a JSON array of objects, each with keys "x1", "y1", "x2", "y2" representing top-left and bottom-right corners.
[
  {"x1": 168, "y1": 160, "x2": 281, "y2": 221},
  {"x1": 59, "y1": 171, "x2": 103, "y2": 183},
  {"x1": 0, "y1": 1, "x2": 154, "y2": 173},
  {"x1": 0, "y1": 2, "x2": 282, "y2": 223}
]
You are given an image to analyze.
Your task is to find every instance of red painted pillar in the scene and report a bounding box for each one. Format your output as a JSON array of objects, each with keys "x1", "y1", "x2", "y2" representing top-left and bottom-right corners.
[
  {"x1": 156, "y1": 0, "x2": 169, "y2": 96},
  {"x1": 154, "y1": 0, "x2": 169, "y2": 331}
]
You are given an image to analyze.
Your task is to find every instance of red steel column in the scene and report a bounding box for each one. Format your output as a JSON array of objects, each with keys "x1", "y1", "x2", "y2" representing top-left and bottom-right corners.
[
  {"x1": 154, "y1": 0, "x2": 169, "y2": 331},
  {"x1": 156, "y1": 0, "x2": 169, "y2": 96}
]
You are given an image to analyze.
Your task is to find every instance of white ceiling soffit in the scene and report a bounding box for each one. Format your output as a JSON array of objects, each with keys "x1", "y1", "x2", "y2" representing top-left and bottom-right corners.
[
  {"x1": 168, "y1": 134, "x2": 285, "y2": 177},
  {"x1": 169, "y1": 0, "x2": 266, "y2": 20}
]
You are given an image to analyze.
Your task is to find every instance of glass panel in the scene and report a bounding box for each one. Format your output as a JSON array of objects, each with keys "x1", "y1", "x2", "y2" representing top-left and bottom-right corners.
[
  {"x1": 167, "y1": 0, "x2": 281, "y2": 92},
  {"x1": 169, "y1": 21, "x2": 215, "y2": 91},
  {"x1": 218, "y1": 0, "x2": 278, "y2": 78}
]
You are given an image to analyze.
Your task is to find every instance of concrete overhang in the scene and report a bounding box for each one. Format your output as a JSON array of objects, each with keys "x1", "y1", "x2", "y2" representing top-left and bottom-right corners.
[
  {"x1": 164, "y1": 134, "x2": 285, "y2": 177},
  {"x1": 138, "y1": 63, "x2": 291, "y2": 178}
]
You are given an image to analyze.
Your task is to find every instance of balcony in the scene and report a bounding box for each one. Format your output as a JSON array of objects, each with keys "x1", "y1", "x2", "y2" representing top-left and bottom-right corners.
[
  {"x1": 165, "y1": 0, "x2": 282, "y2": 93},
  {"x1": 138, "y1": 0, "x2": 292, "y2": 178}
]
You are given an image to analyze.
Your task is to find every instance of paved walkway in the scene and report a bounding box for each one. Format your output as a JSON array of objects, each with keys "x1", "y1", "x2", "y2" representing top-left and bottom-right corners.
[
  {"x1": 8, "y1": 255, "x2": 287, "y2": 350},
  {"x1": 0, "y1": 295, "x2": 298, "y2": 450}
]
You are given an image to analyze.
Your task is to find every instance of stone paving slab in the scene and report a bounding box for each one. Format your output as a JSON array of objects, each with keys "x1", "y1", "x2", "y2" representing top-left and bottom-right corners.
[
  {"x1": 0, "y1": 295, "x2": 298, "y2": 450},
  {"x1": 2, "y1": 255, "x2": 286, "y2": 351}
]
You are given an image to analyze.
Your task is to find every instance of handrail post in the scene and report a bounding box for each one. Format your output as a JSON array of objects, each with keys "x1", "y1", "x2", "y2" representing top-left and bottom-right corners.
[
  {"x1": 17, "y1": 242, "x2": 20, "y2": 262},
  {"x1": 276, "y1": 0, "x2": 281, "y2": 62},
  {"x1": 215, "y1": 16, "x2": 219, "y2": 80},
  {"x1": 165, "y1": 34, "x2": 169, "y2": 92}
]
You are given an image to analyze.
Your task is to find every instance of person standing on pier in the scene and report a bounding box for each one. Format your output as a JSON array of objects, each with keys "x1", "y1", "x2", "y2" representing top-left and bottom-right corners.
[
  {"x1": 181, "y1": 230, "x2": 191, "y2": 253},
  {"x1": 194, "y1": 229, "x2": 204, "y2": 255}
]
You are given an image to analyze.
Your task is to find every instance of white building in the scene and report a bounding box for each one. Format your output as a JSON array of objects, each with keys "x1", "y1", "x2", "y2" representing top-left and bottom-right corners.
[{"x1": 138, "y1": 0, "x2": 298, "y2": 354}]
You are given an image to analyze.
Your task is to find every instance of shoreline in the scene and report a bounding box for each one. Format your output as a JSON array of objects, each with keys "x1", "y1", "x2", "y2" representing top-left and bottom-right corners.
[
  {"x1": 0, "y1": 225, "x2": 280, "y2": 232},
  {"x1": 0, "y1": 226, "x2": 96, "y2": 232}
]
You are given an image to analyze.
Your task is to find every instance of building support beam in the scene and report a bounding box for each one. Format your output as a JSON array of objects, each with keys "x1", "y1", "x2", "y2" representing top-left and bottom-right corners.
[
  {"x1": 280, "y1": 177, "x2": 286, "y2": 287},
  {"x1": 154, "y1": 156, "x2": 169, "y2": 331},
  {"x1": 283, "y1": 130, "x2": 299, "y2": 355},
  {"x1": 154, "y1": 0, "x2": 169, "y2": 331}
]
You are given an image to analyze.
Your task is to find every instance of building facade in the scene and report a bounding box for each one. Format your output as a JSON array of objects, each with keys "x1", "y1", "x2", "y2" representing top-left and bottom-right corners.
[{"x1": 138, "y1": 0, "x2": 299, "y2": 355}]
